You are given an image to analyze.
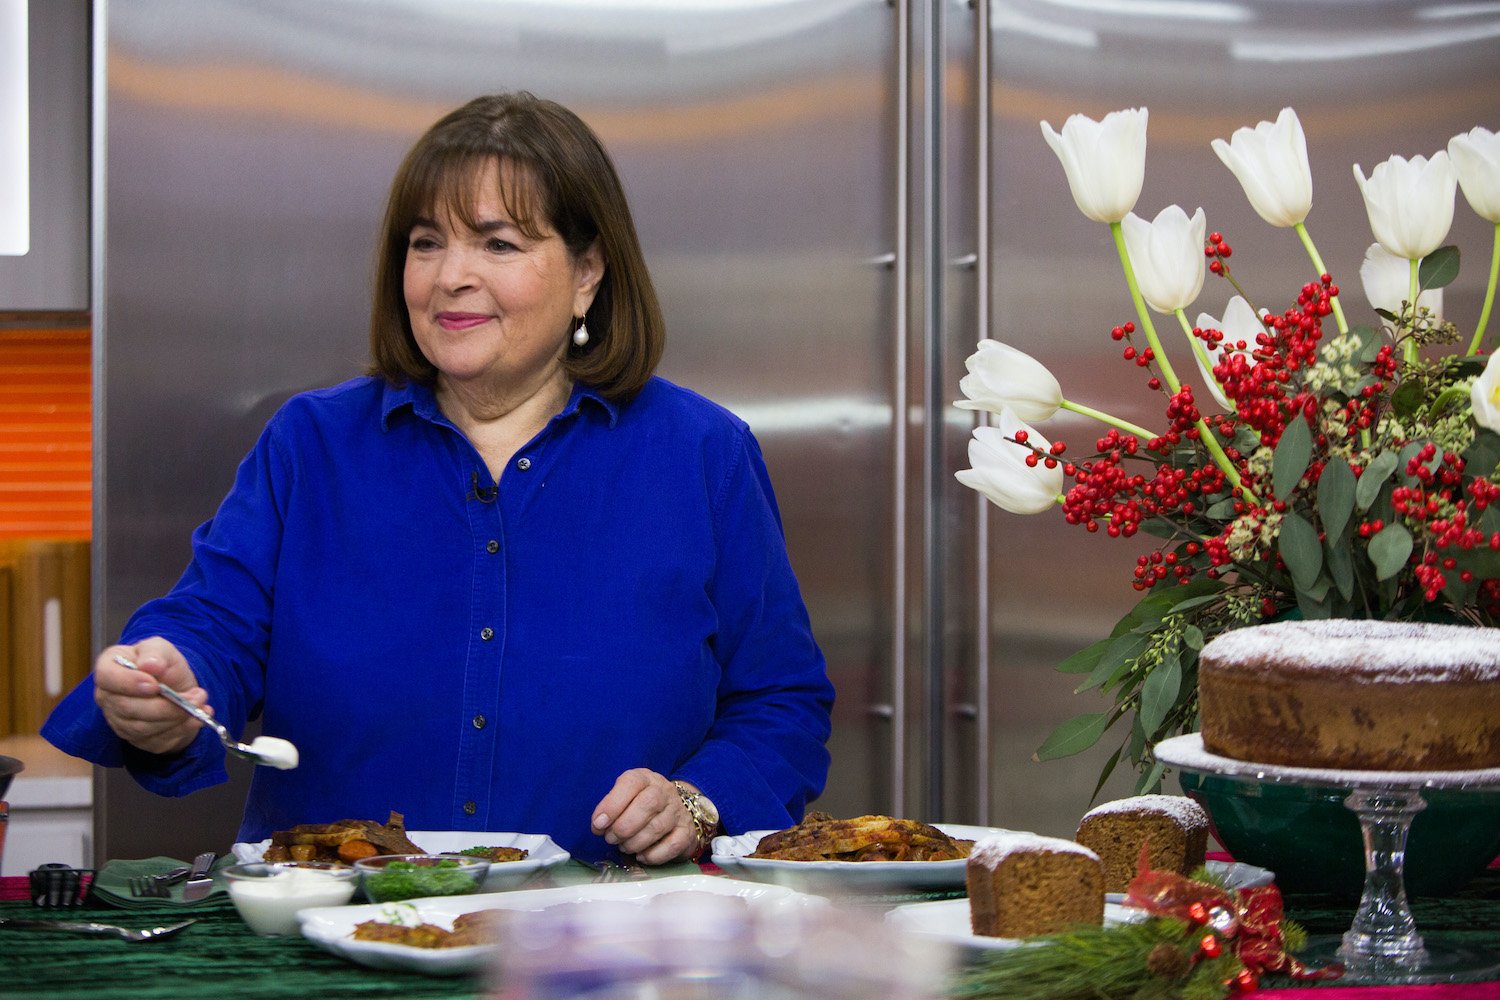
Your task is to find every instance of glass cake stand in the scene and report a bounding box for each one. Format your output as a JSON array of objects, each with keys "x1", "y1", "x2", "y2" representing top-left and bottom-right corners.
[{"x1": 1153, "y1": 733, "x2": 1500, "y2": 985}]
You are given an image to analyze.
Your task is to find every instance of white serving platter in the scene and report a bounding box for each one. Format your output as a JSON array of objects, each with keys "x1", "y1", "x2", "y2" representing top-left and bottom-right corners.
[
  {"x1": 231, "y1": 830, "x2": 570, "y2": 893},
  {"x1": 710, "y1": 823, "x2": 1011, "y2": 891},
  {"x1": 296, "y1": 873, "x2": 829, "y2": 976}
]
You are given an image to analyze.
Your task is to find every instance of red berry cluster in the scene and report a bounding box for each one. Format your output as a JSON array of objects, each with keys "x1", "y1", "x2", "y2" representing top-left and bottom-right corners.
[
  {"x1": 1054, "y1": 229, "x2": 1500, "y2": 616},
  {"x1": 1394, "y1": 444, "x2": 1500, "y2": 600}
]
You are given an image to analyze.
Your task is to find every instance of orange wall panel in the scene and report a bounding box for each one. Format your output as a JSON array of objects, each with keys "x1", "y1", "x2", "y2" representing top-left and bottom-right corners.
[{"x1": 0, "y1": 329, "x2": 91, "y2": 540}]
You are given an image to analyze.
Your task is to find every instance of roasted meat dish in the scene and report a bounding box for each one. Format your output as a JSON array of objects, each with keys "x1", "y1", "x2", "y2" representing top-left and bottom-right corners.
[{"x1": 748, "y1": 812, "x2": 973, "y2": 862}]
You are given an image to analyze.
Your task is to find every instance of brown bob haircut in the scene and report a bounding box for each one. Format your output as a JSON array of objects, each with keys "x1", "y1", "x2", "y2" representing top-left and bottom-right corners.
[{"x1": 368, "y1": 92, "x2": 664, "y2": 401}]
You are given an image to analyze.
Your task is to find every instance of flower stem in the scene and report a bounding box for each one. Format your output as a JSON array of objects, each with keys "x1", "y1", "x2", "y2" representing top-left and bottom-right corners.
[
  {"x1": 1294, "y1": 222, "x2": 1349, "y2": 335},
  {"x1": 1111, "y1": 221, "x2": 1182, "y2": 394},
  {"x1": 1175, "y1": 309, "x2": 1237, "y2": 414},
  {"x1": 1169, "y1": 311, "x2": 1257, "y2": 504},
  {"x1": 1406, "y1": 258, "x2": 1420, "y2": 366},
  {"x1": 1059, "y1": 399, "x2": 1156, "y2": 440},
  {"x1": 1467, "y1": 221, "x2": 1500, "y2": 355}
]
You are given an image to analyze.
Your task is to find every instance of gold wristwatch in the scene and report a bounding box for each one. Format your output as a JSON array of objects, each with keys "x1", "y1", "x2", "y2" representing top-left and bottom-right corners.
[{"x1": 673, "y1": 780, "x2": 720, "y2": 860}]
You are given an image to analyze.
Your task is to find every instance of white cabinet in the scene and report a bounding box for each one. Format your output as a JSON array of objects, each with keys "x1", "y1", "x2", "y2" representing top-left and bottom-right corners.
[{"x1": 0, "y1": 735, "x2": 92, "y2": 876}]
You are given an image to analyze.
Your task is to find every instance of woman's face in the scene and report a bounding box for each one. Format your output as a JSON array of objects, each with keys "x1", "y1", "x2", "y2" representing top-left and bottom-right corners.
[{"x1": 403, "y1": 159, "x2": 601, "y2": 395}]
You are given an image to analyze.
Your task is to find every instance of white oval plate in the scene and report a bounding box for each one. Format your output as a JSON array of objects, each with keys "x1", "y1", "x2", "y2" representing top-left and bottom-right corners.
[
  {"x1": 710, "y1": 823, "x2": 1009, "y2": 890},
  {"x1": 296, "y1": 874, "x2": 829, "y2": 976},
  {"x1": 885, "y1": 898, "x2": 1142, "y2": 951},
  {"x1": 231, "y1": 830, "x2": 570, "y2": 893}
]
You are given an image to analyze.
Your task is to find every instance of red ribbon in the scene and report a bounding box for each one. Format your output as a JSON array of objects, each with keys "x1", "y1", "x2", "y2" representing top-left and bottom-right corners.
[{"x1": 1123, "y1": 846, "x2": 1343, "y2": 987}]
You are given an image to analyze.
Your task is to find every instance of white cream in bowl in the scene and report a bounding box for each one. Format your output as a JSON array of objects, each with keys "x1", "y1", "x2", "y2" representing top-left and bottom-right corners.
[{"x1": 224, "y1": 863, "x2": 356, "y2": 935}]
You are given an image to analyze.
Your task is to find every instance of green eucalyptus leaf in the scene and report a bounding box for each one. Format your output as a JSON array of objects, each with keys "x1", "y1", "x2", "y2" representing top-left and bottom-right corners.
[
  {"x1": 1273, "y1": 417, "x2": 1313, "y2": 500},
  {"x1": 1318, "y1": 456, "x2": 1356, "y2": 541},
  {"x1": 1357, "y1": 451, "x2": 1400, "y2": 510},
  {"x1": 1353, "y1": 325, "x2": 1384, "y2": 363},
  {"x1": 1184, "y1": 624, "x2": 1205, "y2": 650},
  {"x1": 1056, "y1": 636, "x2": 1113, "y2": 675},
  {"x1": 1138, "y1": 649, "x2": 1182, "y2": 736},
  {"x1": 1078, "y1": 631, "x2": 1150, "y2": 692},
  {"x1": 1326, "y1": 538, "x2": 1356, "y2": 601},
  {"x1": 1205, "y1": 497, "x2": 1238, "y2": 520},
  {"x1": 1369, "y1": 522, "x2": 1414, "y2": 580},
  {"x1": 1034, "y1": 712, "x2": 1111, "y2": 761},
  {"x1": 1134, "y1": 761, "x2": 1166, "y2": 795},
  {"x1": 1091, "y1": 746, "x2": 1123, "y2": 802},
  {"x1": 1393, "y1": 380, "x2": 1427, "y2": 419},
  {"x1": 1465, "y1": 428, "x2": 1500, "y2": 480},
  {"x1": 1168, "y1": 594, "x2": 1221, "y2": 615},
  {"x1": 1296, "y1": 585, "x2": 1333, "y2": 619},
  {"x1": 1419, "y1": 245, "x2": 1460, "y2": 292},
  {"x1": 1279, "y1": 512, "x2": 1323, "y2": 591}
]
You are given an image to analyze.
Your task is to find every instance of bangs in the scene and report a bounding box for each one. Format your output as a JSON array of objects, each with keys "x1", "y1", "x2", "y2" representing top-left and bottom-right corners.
[{"x1": 399, "y1": 152, "x2": 548, "y2": 240}]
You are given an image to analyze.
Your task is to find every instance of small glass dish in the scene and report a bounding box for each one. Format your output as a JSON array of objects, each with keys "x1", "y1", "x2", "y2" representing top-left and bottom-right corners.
[
  {"x1": 354, "y1": 853, "x2": 491, "y2": 903},
  {"x1": 222, "y1": 861, "x2": 359, "y2": 936}
]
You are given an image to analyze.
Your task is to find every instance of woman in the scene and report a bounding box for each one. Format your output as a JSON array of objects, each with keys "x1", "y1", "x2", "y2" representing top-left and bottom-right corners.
[{"x1": 42, "y1": 93, "x2": 834, "y2": 864}]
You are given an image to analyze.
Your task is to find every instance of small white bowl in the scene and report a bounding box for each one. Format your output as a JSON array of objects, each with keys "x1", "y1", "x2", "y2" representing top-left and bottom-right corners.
[
  {"x1": 353, "y1": 853, "x2": 491, "y2": 903},
  {"x1": 222, "y1": 862, "x2": 358, "y2": 936}
]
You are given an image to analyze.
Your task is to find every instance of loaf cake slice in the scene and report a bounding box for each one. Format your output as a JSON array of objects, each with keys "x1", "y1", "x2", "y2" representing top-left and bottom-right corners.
[
  {"x1": 1074, "y1": 794, "x2": 1209, "y2": 893},
  {"x1": 966, "y1": 832, "x2": 1103, "y2": 938}
]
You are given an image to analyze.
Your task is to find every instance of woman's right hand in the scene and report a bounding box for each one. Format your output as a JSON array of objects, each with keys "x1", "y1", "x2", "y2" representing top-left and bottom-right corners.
[{"x1": 93, "y1": 639, "x2": 210, "y2": 755}]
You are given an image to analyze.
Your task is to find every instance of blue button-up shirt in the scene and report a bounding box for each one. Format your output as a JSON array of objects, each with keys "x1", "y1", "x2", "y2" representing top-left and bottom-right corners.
[{"x1": 43, "y1": 375, "x2": 834, "y2": 859}]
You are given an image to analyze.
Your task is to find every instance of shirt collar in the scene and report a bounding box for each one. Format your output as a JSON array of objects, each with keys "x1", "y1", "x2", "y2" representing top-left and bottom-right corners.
[{"x1": 379, "y1": 377, "x2": 619, "y2": 430}]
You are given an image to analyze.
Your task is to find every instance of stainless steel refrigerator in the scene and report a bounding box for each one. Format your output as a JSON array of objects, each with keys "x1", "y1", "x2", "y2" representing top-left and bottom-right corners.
[{"x1": 93, "y1": 0, "x2": 1500, "y2": 861}]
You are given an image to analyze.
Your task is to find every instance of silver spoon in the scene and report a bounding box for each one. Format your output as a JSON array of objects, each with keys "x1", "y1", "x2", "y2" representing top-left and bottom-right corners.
[
  {"x1": 112, "y1": 655, "x2": 299, "y2": 769},
  {"x1": 0, "y1": 916, "x2": 197, "y2": 942}
]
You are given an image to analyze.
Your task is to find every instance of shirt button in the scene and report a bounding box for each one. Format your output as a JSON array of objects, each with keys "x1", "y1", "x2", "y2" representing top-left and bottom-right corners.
[
  {"x1": 472, "y1": 714, "x2": 487, "y2": 729},
  {"x1": 486, "y1": 539, "x2": 499, "y2": 554},
  {"x1": 516, "y1": 457, "x2": 532, "y2": 471},
  {"x1": 481, "y1": 627, "x2": 494, "y2": 640},
  {"x1": 463, "y1": 801, "x2": 477, "y2": 816}
]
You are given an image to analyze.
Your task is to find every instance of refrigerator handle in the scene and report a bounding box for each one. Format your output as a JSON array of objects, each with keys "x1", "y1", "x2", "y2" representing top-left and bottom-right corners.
[
  {"x1": 889, "y1": 0, "x2": 911, "y2": 819},
  {"x1": 970, "y1": 0, "x2": 993, "y2": 825}
]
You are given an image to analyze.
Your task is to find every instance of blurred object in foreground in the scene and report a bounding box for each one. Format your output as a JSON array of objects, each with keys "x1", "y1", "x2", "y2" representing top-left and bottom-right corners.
[{"x1": 487, "y1": 886, "x2": 950, "y2": 1000}]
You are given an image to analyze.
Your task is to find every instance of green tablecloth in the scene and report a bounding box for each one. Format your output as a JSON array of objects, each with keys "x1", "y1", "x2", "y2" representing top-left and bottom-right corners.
[{"x1": 0, "y1": 865, "x2": 1495, "y2": 999}]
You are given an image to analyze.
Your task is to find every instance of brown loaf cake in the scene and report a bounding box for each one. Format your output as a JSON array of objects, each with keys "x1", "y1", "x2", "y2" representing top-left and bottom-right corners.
[
  {"x1": 1198, "y1": 619, "x2": 1500, "y2": 770},
  {"x1": 966, "y1": 832, "x2": 1103, "y2": 938},
  {"x1": 1074, "y1": 794, "x2": 1209, "y2": 893}
]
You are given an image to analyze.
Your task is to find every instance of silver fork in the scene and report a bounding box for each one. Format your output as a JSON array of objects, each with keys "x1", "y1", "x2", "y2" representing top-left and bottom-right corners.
[
  {"x1": 0, "y1": 917, "x2": 196, "y2": 942},
  {"x1": 129, "y1": 866, "x2": 191, "y2": 898},
  {"x1": 591, "y1": 858, "x2": 650, "y2": 883},
  {"x1": 129, "y1": 876, "x2": 168, "y2": 898}
]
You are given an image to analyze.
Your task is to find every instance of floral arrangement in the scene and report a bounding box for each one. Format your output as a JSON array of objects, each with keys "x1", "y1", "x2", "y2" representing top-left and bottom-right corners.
[
  {"x1": 955, "y1": 107, "x2": 1500, "y2": 788},
  {"x1": 951, "y1": 853, "x2": 1339, "y2": 1000}
]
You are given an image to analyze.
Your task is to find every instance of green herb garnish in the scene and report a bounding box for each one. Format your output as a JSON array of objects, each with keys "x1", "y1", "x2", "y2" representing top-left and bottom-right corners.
[{"x1": 363, "y1": 859, "x2": 477, "y2": 902}]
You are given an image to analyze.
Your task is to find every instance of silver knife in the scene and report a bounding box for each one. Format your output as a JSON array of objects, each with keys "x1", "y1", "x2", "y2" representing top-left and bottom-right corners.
[{"x1": 180, "y1": 851, "x2": 217, "y2": 902}]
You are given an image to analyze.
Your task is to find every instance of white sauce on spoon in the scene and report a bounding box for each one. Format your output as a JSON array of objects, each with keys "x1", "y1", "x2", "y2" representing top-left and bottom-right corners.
[{"x1": 247, "y1": 736, "x2": 299, "y2": 770}]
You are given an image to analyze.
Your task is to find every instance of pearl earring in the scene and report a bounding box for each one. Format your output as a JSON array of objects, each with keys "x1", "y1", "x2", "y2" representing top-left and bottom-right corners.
[{"x1": 573, "y1": 320, "x2": 590, "y2": 347}]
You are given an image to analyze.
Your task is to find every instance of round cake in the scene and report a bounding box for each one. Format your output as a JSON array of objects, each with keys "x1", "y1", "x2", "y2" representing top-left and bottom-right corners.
[{"x1": 1197, "y1": 619, "x2": 1500, "y2": 771}]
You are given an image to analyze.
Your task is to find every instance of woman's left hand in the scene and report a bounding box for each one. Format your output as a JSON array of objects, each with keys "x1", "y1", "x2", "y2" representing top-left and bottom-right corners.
[{"x1": 590, "y1": 767, "x2": 700, "y2": 865}]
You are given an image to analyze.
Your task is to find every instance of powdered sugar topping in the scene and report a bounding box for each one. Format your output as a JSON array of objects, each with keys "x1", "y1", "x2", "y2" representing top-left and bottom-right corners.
[
  {"x1": 1081, "y1": 794, "x2": 1207, "y2": 831},
  {"x1": 1201, "y1": 619, "x2": 1500, "y2": 681},
  {"x1": 970, "y1": 831, "x2": 1099, "y2": 869}
]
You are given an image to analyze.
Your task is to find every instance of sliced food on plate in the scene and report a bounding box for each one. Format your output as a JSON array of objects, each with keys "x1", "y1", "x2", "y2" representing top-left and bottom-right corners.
[
  {"x1": 747, "y1": 812, "x2": 974, "y2": 862},
  {"x1": 260, "y1": 811, "x2": 531, "y2": 865}
]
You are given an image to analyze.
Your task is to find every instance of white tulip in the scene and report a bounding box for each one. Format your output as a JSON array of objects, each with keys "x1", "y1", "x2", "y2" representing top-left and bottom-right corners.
[
  {"x1": 1360, "y1": 243, "x2": 1442, "y2": 320},
  {"x1": 954, "y1": 340, "x2": 1063, "y2": 424},
  {"x1": 1120, "y1": 205, "x2": 1208, "y2": 313},
  {"x1": 1211, "y1": 107, "x2": 1313, "y2": 228},
  {"x1": 1448, "y1": 126, "x2": 1500, "y2": 224},
  {"x1": 1193, "y1": 296, "x2": 1262, "y2": 411},
  {"x1": 955, "y1": 409, "x2": 1064, "y2": 515},
  {"x1": 1040, "y1": 108, "x2": 1148, "y2": 224},
  {"x1": 1353, "y1": 152, "x2": 1458, "y2": 260},
  {"x1": 1470, "y1": 351, "x2": 1500, "y2": 433}
]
